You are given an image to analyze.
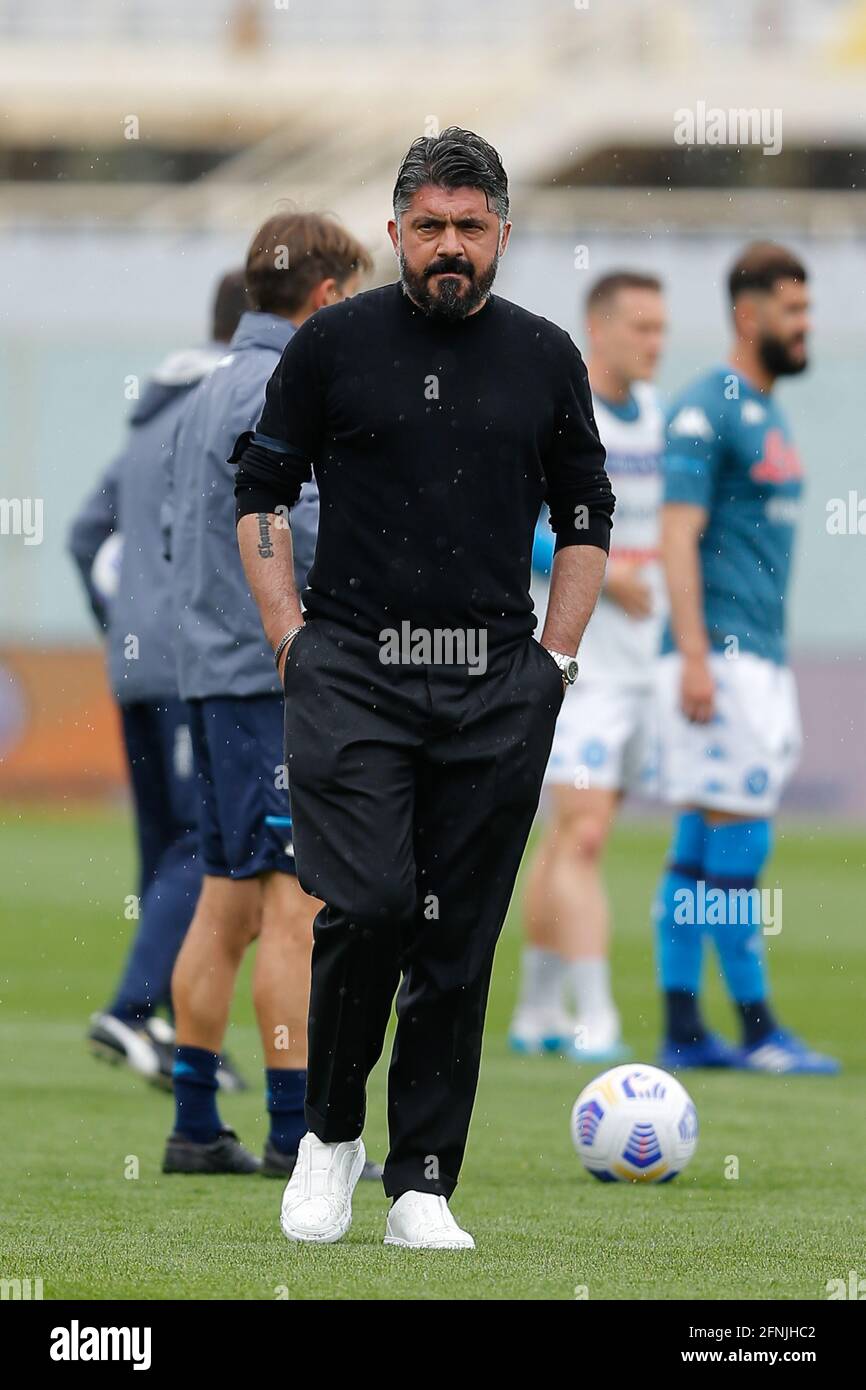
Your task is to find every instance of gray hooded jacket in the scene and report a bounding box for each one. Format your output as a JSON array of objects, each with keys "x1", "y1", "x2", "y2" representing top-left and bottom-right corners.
[
  {"x1": 166, "y1": 311, "x2": 318, "y2": 701},
  {"x1": 68, "y1": 346, "x2": 224, "y2": 703}
]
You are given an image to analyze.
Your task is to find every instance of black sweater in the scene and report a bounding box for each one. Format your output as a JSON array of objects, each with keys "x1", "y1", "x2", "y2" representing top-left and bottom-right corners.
[{"x1": 234, "y1": 281, "x2": 614, "y2": 646}]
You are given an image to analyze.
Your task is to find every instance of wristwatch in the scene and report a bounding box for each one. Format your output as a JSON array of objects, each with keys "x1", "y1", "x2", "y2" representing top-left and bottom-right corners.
[{"x1": 546, "y1": 650, "x2": 579, "y2": 686}]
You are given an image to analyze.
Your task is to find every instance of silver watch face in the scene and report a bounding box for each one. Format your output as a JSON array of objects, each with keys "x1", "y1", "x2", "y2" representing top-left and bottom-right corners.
[
  {"x1": 562, "y1": 657, "x2": 579, "y2": 685},
  {"x1": 546, "y1": 648, "x2": 578, "y2": 684}
]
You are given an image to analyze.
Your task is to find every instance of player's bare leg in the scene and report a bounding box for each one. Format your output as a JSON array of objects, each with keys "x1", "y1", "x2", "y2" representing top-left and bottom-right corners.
[
  {"x1": 544, "y1": 785, "x2": 620, "y2": 955},
  {"x1": 172, "y1": 875, "x2": 260, "y2": 1052},
  {"x1": 514, "y1": 786, "x2": 628, "y2": 1059},
  {"x1": 512, "y1": 822, "x2": 573, "y2": 1053},
  {"x1": 163, "y1": 875, "x2": 262, "y2": 1173},
  {"x1": 254, "y1": 872, "x2": 316, "y2": 1068},
  {"x1": 252, "y1": 872, "x2": 316, "y2": 1177}
]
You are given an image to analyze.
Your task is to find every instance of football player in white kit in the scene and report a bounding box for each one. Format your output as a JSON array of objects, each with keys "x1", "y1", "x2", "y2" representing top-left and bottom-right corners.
[{"x1": 510, "y1": 272, "x2": 667, "y2": 1061}]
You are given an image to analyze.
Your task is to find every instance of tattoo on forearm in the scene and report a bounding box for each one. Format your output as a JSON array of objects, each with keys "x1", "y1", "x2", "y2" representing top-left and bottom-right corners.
[{"x1": 256, "y1": 513, "x2": 274, "y2": 559}]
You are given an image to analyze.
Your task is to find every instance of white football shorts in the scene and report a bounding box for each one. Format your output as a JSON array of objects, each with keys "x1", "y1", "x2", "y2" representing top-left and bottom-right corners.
[
  {"x1": 543, "y1": 681, "x2": 659, "y2": 796},
  {"x1": 654, "y1": 650, "x2": 802, "y2": 817}
]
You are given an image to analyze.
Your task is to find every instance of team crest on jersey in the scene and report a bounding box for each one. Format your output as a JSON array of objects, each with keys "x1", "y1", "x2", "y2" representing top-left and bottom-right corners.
[
  {"x1": 750, "y1": 428, "x2": 803, "y2": 485},
  {"x1": 669, "y1": 405, "x2": 714, "y2": 440},
  {"x1": 744, "y1": 766, "x2": 770, "y2": 796}
]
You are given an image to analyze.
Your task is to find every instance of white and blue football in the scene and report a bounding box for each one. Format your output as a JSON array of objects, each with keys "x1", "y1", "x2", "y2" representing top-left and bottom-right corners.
[{"x1": 571, "y1": 1063, "x2": 698, "y2": 1184}]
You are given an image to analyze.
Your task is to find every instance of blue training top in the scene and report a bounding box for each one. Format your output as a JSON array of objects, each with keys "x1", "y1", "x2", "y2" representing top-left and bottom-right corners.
[{"x1": 661, "y1": 365, "x2": 803, "y2": 666}]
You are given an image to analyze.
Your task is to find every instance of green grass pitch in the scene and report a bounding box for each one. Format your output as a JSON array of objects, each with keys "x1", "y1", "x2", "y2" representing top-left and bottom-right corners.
[{"x1": 0, "y1": 803, "x2": 863, "y2": 1301}]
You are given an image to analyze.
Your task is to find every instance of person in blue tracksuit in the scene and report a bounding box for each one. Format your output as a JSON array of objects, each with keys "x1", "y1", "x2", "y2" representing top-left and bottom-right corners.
[{"x1": 68, "y1": 270, "x2": 248, "y2": 1088}]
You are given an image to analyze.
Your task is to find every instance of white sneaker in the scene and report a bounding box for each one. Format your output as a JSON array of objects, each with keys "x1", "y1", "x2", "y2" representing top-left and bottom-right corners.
[
  {"x1": 564, "y1": 1010, "x2": 630, "y2": 1063},
  {"x1": 384, "y1": 1192, "x2": 476, "y2": 1250},
  {"x1": 508, "y1": 1006, "x2": 575, "y2": 1055},
  {"x1": 280, "y1": 1132, "x2": 366, "y2": 1244}
]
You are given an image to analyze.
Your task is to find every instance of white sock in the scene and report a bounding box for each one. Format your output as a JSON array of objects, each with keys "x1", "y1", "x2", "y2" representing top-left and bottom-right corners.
[
  {"x1": 569, "y1": 957, "x2": 615, "y2": 1023},
  {"x1": 516, "y1": 947, "x2": 566, "y2": 1015}
]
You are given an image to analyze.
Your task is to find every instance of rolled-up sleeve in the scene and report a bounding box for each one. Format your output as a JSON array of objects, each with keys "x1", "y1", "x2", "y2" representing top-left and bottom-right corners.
[
  {"x1": 233, "y1": 316, "x2": 324, "y2": 521},
  {"x1": 542, "y1": 341, "x2": 614, "y2": 553}
]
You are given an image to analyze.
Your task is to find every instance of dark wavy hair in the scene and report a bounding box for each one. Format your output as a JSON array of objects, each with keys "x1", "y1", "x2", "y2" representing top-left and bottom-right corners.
[
  {"x1": 728, "y1": 242, "x2": 807, "y2": 304},
  {"x1": 393, "y1": 127, "x2": 509, "y2": 223}
]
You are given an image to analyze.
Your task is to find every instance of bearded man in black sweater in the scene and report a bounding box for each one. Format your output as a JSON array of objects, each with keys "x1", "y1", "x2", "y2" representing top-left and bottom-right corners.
[{"x1": 233, "y1": 128, "x2": 614, "y2": 1250}]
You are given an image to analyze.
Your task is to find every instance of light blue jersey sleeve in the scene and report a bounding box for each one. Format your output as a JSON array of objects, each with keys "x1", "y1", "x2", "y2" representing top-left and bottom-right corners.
[
  {"x1": 663, "y1": 374, "x2": 727, "y2": 510},
  {"x1": 532, "y1": 506, "x2": 556, "y2": 577}
]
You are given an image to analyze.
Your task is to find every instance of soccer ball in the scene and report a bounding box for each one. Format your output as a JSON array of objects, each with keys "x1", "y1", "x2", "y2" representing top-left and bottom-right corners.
[{"x1": 571, "y1": 1063, "x2": 698, "y2": 1183}]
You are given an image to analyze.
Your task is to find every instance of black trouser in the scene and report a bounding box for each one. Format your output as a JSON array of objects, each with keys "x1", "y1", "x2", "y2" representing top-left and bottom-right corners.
[{"x1": 283, "y1": 617, "x2": 563, "y2": 1198}]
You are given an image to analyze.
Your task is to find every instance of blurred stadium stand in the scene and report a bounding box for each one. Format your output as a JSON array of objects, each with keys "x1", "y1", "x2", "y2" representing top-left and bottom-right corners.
[
  {"x1": 0, "y1": 0, "x2": 864, "y2": 812},
  {"x1": 1, "y1": 0, "x2": 865, "y2": 236}
]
